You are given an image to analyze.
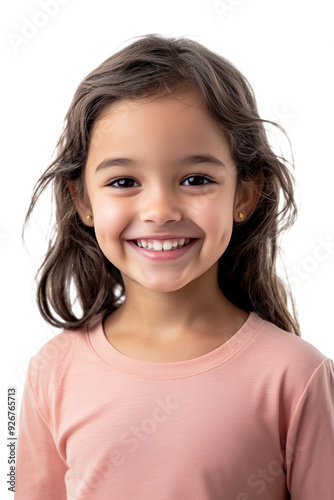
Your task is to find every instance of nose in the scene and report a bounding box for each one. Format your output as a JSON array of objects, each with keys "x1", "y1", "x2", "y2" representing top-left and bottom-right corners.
[{"x1": 139, "y1": 184, "x2": 182, "y2": 225}]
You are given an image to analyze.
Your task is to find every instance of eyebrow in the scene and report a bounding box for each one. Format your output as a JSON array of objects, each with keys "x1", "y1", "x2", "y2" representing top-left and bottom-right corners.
[{"x1": 95, "y1": 154, "x2": 226, "y2": 173}]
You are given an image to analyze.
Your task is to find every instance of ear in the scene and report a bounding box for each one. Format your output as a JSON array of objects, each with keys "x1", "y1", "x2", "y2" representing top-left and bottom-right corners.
[
  {"x1": 68, "y1": 181, "x2": 94, "y2": 227},
  {"x1": 233, "y1": 173, "x2": 264, "y2": 223}
]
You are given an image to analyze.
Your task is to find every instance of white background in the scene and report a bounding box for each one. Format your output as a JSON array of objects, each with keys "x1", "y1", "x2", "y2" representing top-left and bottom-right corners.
[{"x1": 1, "y1": 0, "x2": 334, "y2": 496}]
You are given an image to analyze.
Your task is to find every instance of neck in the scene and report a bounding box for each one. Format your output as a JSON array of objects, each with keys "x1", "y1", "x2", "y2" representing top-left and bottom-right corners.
[{"x1": 107, "y1": 266, "x2": 247, "y2": 341}]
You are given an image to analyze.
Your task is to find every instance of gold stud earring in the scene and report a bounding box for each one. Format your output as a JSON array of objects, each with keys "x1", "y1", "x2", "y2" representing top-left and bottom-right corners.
[
  {"x1": 86, "y1": 214, "x2": 93, "y2": 222},
  {"x1": 237, "y1": 212, "x2": 245, "y2": 220}
]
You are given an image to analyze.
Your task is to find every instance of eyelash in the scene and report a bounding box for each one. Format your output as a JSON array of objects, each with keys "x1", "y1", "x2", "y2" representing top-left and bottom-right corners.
[
  {"x1": 106, "y1": 177, "x2": 140, "y2": 188},
  {"x1": 182, "y1": 175, "x2": 214, "y2": 186},
  {"x1": 106, "y1": 175, "x2": 215, "y2": 188}
]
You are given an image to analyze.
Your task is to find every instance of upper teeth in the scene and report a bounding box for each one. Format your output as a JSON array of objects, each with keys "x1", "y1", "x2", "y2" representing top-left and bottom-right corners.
[{"x1": 136, "y1": 238, "x2": 190, "y2": 251}]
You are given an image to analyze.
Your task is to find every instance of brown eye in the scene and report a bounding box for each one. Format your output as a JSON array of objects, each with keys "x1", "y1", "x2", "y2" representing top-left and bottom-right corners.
[
  {"x1": 182, "y1": 175, "x2": 212, "y2": 186},
  {"x1": 108, "y1": 177, "x2": 140, "y2": 188}
]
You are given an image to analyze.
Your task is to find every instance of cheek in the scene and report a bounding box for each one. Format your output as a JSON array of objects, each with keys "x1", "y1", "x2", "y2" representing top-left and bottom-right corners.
[
  {"x1": 92, "y1": 198, "x2": 130, "y2": 247},
  {"x1": 190, "y1": 193, "x2": 234, "y2": 238}
]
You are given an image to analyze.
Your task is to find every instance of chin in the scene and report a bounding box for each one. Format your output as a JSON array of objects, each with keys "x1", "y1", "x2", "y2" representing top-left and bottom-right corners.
[
  {"x1": 127, "y1": 274, "x2": 190, "y2": 294},
  {"x1": 143, "y1": 282, "x2": 186, "y2": 293}
]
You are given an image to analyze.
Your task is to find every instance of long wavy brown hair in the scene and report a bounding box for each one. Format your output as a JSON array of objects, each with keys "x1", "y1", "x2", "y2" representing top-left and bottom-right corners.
[{"x1": 24, "y1": 34, "x2": 300, "y2": 335}]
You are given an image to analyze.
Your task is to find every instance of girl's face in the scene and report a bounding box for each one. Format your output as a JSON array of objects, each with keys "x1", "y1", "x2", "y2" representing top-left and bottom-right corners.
[{"x1": 80, "y1": 90, "x2": 254, "y2": 293}]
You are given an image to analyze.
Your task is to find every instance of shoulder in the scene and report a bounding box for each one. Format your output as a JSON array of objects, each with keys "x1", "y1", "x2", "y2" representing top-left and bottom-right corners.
[
  {"x1": 24, "y1": 316, "x2": 105, "y2": 425},
  {"x1": 249, "y1": 314, "x2": 331, "y2": 380},
  {"x1": 256, "y1": 316, "x2": 327, "y2": 357},
  {"x1": 28, "y1": 322, "x2": 91, "y2": 386},
  {"x1": 242, "y1": 315, "x2": 334, "y2": 424}
]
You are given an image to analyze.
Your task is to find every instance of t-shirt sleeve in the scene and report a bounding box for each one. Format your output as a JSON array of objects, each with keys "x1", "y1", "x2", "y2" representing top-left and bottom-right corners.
[
  {"x1": 15, "y1": 361, "x2": 67, "y2": 500},
  {"x1": 286, "y1": 357, "x2": 334, "y2": 498}
]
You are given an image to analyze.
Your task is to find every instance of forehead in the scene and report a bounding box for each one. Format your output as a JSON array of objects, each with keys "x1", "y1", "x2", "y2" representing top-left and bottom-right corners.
[
  {"x1": 90, "y1": 89, "x2": 222, "y2": 140},
  {"x1": 86, "y1": 89, "x2": 233, "y2": 172}
]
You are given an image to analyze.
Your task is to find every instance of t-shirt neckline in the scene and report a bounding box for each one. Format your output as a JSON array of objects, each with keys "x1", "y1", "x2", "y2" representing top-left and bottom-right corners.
[{"x1": 87, "y1": 311, "x2": 263, "y2": 379}]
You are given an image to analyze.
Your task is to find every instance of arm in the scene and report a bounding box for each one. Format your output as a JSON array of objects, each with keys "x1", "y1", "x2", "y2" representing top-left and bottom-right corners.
[
  {"x1": 15, "y1": 364, "x2": 67, "y2": 500},
  {"x1": 286, "y1": 358, "x2": 334, "y2": 499}
]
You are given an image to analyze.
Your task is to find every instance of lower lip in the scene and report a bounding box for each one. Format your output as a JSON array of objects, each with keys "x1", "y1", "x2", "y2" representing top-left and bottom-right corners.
[{"x1": 126, "y1": 239, "x2": 199, "y2": 261}]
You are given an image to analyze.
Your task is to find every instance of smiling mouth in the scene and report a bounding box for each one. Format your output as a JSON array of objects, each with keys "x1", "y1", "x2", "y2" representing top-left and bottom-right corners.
[{"x1": 133, "y1": 238, "x2": 192, "y2": 251}]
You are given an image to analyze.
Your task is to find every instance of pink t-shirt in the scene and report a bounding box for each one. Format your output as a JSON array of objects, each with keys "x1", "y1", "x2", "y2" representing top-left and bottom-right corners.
[{"x1": 15, "y1": 312, "x2": 334, "y2": 499}]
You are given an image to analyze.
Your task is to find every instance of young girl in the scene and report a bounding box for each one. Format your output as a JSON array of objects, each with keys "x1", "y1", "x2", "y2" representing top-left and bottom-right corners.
[{"x1": 16, "y1": 35, "x2": 334, "y2": 499}]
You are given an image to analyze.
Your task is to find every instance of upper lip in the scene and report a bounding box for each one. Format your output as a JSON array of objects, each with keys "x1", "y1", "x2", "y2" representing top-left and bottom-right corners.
[{"x1": 127, "y1": 235, "x2": 197, "y2": 240}]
